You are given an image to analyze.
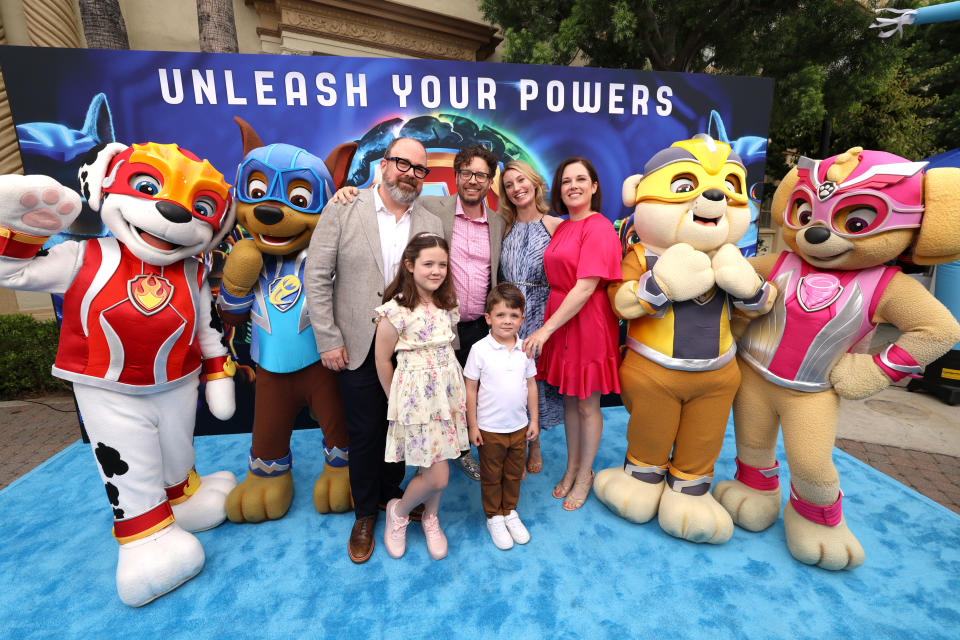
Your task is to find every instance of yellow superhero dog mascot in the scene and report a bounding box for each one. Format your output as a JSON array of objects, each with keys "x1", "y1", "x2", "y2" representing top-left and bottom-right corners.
[
  {"x1": 714, "y1": 147, "x2": 960, "y2": 569},
  {"x1": 595, "y1": 134, "x2": 775, "y2": 544}
]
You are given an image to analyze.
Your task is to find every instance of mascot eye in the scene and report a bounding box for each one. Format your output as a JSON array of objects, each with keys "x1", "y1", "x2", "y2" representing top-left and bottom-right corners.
[
  {"x1": 725, "y1": 174, "x2": 741, "y2": 193},
  {"x1": 627, "y1": 231, "x2": 640, "y2": 246},
  {"x1": 247, "y1": 179, "x2": 268, "y2": 200},
  {"x1": 837, "y1": 206, "x2": 878, "y2": 234},
  {"x1": 193, "y1": 196, "x2": 217, "y2": 218},
  {"x1": 670, "y1": 176, "x2": 696, "y2": 193},
  {"x1": 130, "y1": 174, "x2": 161, "y2": 196},
  {"x1": 288, "y1": 185, "x2": 313, "y2": 209},
  {"x1": 790, "y1": 199, "x2": 813, "y2": 226},
  {"x1": 749, "y1": 182, "x2": 762, "y2": 200}
]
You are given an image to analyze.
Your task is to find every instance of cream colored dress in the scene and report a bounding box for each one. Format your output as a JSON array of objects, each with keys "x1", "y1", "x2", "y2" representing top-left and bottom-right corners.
[{"x1": 375, "y1": 299, "x2": 469, "y2": 467}]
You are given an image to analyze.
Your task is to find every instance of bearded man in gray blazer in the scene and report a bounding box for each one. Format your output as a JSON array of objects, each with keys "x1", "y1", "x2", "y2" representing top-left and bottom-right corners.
[
  {"x1": 304, "y1": 137, "x2": 443, "y2": 564},
  {"x1": 330, "y1": 144, "x2": 506, "y2": 482}
]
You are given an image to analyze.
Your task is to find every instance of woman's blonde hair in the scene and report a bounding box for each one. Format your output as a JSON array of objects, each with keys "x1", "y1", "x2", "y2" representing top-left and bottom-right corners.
[{"x1": 498, "y1": 160, "x2": 549, "y2": 232}]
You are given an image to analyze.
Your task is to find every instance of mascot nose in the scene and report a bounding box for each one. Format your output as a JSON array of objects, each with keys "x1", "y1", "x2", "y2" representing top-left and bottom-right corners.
[
  {"x1": 803, "y1": 226, "x2": 832, "y2": 244},
  {"x1": 254, "y1": 205, "x2": 285, "y2": 226},
  {"x1": 156, "y1": 201, "x2": 193, "y2": 224},
  {"x1": 702, "y1": 189, "x2": 725, "y2": 202}
]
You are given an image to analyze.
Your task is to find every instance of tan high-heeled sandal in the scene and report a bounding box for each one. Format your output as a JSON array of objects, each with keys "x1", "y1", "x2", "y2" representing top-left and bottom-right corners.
[{"x1": 562, "y1": 470, "x2": 595, "y2": 511}]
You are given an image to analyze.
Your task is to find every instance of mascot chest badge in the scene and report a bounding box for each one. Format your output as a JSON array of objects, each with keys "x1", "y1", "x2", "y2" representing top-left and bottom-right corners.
[
  {"x1": 127, "y1": 273, "x2": 174, "y2": 315},
  {"x1": 268, "y1": 273, "x2": 301, "y2": 312}
]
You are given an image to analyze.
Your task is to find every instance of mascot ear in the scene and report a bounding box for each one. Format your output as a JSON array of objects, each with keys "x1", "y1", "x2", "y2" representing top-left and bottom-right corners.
[
  {"x1": 770, "y1": 166, "x2": 801, "y2": 230},
  {"x1": 78, "y1": 142, "x2": 128, "y2": 212},
  {"x1": 325, "y1": 142, "x2": 359, "y2": 190},
  {"x1": 234, "y1": 117, "x2": 264, "y2": 155},
  {"x1": 913, "y1": 167, "x2": 960, "y2": 265},
  {"x1": 621, "y1": 174, "x2": 643, "y2": 207}
]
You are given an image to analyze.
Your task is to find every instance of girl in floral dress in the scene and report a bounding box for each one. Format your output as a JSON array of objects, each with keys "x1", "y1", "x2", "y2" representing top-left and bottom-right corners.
[{"x1": 374, "y1": 232, "x2": 468, "y2": 561}]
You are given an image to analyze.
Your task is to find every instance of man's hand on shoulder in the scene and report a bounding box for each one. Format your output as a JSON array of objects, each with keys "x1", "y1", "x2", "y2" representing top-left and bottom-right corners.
[{"x1": 331, "y1": 186, "x2": 361, "y2": 205}]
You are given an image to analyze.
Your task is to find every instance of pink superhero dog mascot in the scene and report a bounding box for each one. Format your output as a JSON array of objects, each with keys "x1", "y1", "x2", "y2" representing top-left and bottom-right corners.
[
  {"x1": 714, "y1": 147, "x2": 960, "y2": 570},
  {"x1": 0, "y1": 142, "x2": 240, "y2": 605}
]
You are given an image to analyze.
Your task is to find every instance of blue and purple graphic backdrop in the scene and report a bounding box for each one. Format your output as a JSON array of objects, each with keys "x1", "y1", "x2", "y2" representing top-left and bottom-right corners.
[
  {"x1": 0, "y1": 46, "x2": 773, "y2": 240},
  {"x1": 0, "y1": 46, "x2": 773, "y2": 434}
]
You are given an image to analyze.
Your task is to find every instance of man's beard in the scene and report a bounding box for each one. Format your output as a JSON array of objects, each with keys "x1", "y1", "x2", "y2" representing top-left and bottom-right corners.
[
  {"x1": 458, "y1": 190, "x2": 485, "y2": 207},
  {"x1": 383, "y1": 174, "x2": 420, "y2": 204}
]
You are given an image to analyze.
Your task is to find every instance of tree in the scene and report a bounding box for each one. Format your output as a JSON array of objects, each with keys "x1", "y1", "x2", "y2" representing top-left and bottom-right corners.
[
  {"x1": 480, "y1": 0, "x2": 943, "y2": 177},
  {"x1": 78, "y1": 0, "x2": 130, "y2": 49},
  {"x1": 197, "y1": 0, "x2": 238, "y2": 54}
]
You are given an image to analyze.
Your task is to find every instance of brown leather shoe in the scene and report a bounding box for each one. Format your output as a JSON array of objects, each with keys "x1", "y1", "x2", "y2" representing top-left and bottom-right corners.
[
  {"x1": 378, "y1": 502, "x2": 425, "y2": 521},
  {"x1": 348, "y1": 516, "x2": 376, "y2": 564}
]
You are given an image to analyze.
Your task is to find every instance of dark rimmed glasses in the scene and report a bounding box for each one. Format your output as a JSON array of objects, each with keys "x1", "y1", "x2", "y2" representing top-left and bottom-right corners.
[
  {"x1": 385, "y1": 156, "x2": 430, "y2": 179},
  {"x1": 456, "y1": 169, "x2": 493, "y2": 183}
]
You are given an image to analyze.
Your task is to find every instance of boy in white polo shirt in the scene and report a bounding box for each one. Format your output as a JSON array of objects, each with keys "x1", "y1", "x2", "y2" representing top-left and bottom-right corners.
[{"x1": 464, "y1": 283, "x2": 539, "y2": 550}]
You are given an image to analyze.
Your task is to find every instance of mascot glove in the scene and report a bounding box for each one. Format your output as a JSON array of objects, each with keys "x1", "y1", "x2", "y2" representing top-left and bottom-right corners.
[
  {"x1": 829, "y1": 352, "x2": 891, "y2": 400},
  {"x1": 712, "y1": 244, "x2": 762, "y2": 299},
  {"x1": 221, "y1": 238, "x2": 264, "y2": 298},
  {"x1": 652, "y1": 243, "x2": 714, "y2": 302},
  {"x1": 613, "y1": 280, "x2": 650, "y2": 319},
  {"x1": 205, "y1": 376, "x2": 236, "y2": 420},
  {"x1": 0, "y1": 175, "x2": 82, "y2": 255}
]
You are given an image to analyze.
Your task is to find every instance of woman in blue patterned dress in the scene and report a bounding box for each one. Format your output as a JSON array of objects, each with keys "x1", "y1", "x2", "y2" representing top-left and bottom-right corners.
[{"x1": 497, "y1": 161, "x2": 564, "y2": 475}]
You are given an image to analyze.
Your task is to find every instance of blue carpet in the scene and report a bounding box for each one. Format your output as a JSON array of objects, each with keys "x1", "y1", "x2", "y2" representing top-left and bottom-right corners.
[{"x1": 3, "y1": 406, "x2": 959, "y2": 639}]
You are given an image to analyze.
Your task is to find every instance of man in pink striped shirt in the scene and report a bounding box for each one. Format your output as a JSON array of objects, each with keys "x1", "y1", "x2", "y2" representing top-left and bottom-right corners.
[{"x1": 420, "y1": 145, "x2": 505, "y2": 480}]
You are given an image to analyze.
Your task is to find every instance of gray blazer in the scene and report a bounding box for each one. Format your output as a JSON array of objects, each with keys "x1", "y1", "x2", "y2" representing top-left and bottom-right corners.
[
  {"x1": 304, "y1": 188, "x2": 443, "y2": 370},
  {"x1": 419, "y1": 194, "x2": 505, "y2": 285}
]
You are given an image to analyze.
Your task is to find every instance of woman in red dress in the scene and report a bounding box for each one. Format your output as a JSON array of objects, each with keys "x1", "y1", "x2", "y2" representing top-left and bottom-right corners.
[{"x1": 523, "y1": 157, "x2": 622, "y2": 511}]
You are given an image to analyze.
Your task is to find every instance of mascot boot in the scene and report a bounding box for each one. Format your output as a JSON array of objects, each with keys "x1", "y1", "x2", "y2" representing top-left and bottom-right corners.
[
  {"x1": 220, "y1": 117, "x2": 356, "y2": 523},
  {"x1": 715, "y1": 147, "x2": 960, "y2": 570},
  {"x1": 596, "y1": 134, "x2": 776, "y2": 545},
  {"x1": 0, "y1": 142, "x2": 239, "y2": 605}
]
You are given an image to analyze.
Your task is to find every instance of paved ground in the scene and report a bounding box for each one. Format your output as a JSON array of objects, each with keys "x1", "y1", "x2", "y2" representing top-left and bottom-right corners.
[{"x1": 2, "y1": 385, "x2": 958, "y2": 514}]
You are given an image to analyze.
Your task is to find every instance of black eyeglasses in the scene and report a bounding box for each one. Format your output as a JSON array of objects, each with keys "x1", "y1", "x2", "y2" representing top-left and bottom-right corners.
[
  {"x1": 456, "y1": 169, "x2": 493, "y2": 183},
  {"x1": 385, "y1": 156, "x2": 430, "y2": 179}
]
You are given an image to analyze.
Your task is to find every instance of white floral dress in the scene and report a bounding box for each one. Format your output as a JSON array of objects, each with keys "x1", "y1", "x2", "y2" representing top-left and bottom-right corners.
[{"x1": 375, "y1": 298, "x2": 469, "y2": 467}]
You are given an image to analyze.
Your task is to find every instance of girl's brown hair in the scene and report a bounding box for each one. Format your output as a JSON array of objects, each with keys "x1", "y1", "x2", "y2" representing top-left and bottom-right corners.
[
  {"x1": 383, "y1": 232, "x2": 458, "y2": 311},
  {"x1": 550, "y1": 156, "x2": 602, "y2": 216},
  {"x1": 497, "y1": 160, "x2": 549, "y2": 232}
]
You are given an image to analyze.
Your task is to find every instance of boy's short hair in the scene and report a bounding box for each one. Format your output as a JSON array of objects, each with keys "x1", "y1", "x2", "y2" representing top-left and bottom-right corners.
[{"x1": 485, "y1": 282, "x2": 525, "y2": 313}]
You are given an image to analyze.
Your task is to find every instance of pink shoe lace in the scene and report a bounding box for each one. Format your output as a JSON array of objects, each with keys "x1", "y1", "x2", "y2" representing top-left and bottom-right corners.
[{"x1": 421, "y1": 513, "x2": 448, "y2": 560}]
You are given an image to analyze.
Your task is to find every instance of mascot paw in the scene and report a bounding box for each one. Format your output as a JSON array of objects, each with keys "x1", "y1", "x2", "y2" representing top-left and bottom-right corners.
[
  {"x1": 713, "y1": 479, "x2": 782, "y2": 532},
  {"x1": 225, "y1": 471, "x2": 295, "y2": 523},
  {"x1": 652, "y1": 243, "x2": 714, "y2": 302},
  {"x1": 783, "y1": 502, "x2": 865, "y2": 570},
  {"x1": 712, "y1": 244, "x2": 761, "y2": 299},
  {"x1": 594, "y1": 467, "x2": 664, "y2": 523},
  {"x1": 657, "y1": 488, "x2": 734, "y2": 544},
  {"x1": 172, "y1": 470, "x2": 237, "y2": 532},
  {"x1": 612, "y1": 281, "x2": 648, "y2": 319},
  {"x1": 221, "y1": 238, "x2": 264, "y2": 298},
  {"x1": 829, "y1": 353, "x2": 890, "y2": 400},
  {"x1": 313, "y1": 465, "x2": 353, "y2": 514},
  {"x1": 116, "y1": 522, "x2": 204, "y2": 607},
  {"x1": 0, "y1": 174, "x2": 82, "y2": 237},
  {"x1": 205, "y1": 377, "x2": 236, "y2": 420}
]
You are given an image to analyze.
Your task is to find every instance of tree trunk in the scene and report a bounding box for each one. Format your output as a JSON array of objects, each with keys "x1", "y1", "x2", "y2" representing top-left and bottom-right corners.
[
  {"x1": 198, "y1": 0, "x2": 238, "y2": 53},
  {"x1": 77, "y1": 0, "x2": 129, "y2": 49}
]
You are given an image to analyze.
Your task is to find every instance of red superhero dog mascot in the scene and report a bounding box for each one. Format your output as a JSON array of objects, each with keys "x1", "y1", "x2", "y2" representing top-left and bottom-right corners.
[{"x1": 0, "y1": 142, "x2": 239, "y2": 605}]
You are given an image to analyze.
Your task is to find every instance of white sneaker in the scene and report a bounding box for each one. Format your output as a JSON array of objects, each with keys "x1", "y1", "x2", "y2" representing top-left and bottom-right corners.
[
  {"x1": 503, "y1": 510, "x2": 530, "y2": 544},
  {"x1": 486, "y1": 515, "x2": 513, "y2": 550}
]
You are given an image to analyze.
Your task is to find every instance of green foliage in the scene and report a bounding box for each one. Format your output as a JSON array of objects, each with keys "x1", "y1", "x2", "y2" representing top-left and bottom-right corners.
[
  {"x1": 0, "y1": 314, "x2": 69, "y2": 400},
  {"x1": 481, "y1": 0, "x2": 958, "y2": 180}
]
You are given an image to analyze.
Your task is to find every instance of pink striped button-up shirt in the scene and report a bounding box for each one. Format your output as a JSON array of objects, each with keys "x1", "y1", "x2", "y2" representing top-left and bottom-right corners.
[{"x1": 450, "y1": 196, "x2": 491, "y2": 321}]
